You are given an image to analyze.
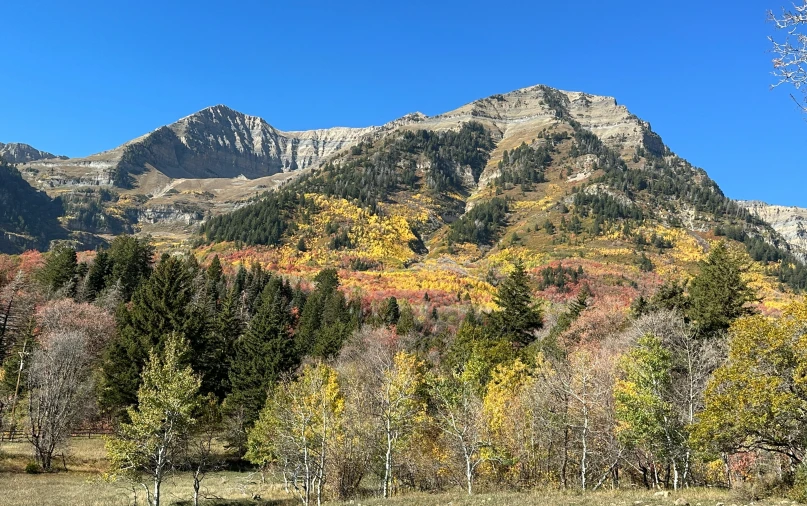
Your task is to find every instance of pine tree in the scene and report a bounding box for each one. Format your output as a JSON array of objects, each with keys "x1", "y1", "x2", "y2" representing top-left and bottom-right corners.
[
  {"x1": 38, "y1": 244, "x2": 77, "y2": 294},
  {"x1": 226, "y1": 283, "x2": 298, "y2": 428},
  {"x1": 85, "y1": 249, "x2": 111, "y2": 300},
  {"x1": 490, "y1": 260, "x2": 543, "y2": 346},
  {"x1": 687, "y1": 242, "x2": 757, "y2": 336},
  {"x1": 99, "y1": 255, "x2": 197, "y2": 417}
]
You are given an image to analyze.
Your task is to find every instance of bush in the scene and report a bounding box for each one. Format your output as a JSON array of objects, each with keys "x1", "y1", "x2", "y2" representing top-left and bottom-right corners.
[
  {"x1": 790, "y1": 464, "x2": 807, "y2": 503},
  {"x1": 25, "y1": 462, "x2": 42, "y2": 474}
]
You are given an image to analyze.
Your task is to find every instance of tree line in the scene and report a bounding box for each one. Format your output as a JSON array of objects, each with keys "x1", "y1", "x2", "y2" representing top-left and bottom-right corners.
[{"x1": 4, "y1": 238, "x2": 807, "y2": 504}]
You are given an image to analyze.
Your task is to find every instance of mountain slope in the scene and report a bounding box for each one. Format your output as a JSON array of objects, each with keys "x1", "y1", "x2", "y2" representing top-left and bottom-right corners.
[
  {"x1": 0, "y1": 142, "x2": 63, "y2": 164},
  {"x1": 19, "y1": 105, "x2": 384, "y2": 190},
  {"x1": 0, "y1": 159, "x2": 67, "y2": 253},
  {"x1": 197, "y1": 84, "x2": 807, "y2": 300},
  {"x1": 739, "y1": 201, "x2": 807, "y2": 257}
]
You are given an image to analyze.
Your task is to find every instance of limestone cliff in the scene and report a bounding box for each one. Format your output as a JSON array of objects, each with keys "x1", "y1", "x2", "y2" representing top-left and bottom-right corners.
[
  {"x1": 739, "y1": 200, "x2": 807, "y2": 257},
  {"x1": 0, "y1": 142, "x2": 64, "y2": 164}
]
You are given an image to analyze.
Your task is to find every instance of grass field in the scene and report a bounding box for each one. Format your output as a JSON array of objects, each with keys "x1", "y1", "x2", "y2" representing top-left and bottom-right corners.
[{"x1": 0, "y1": 438, "x2": 797, "y2": 506}]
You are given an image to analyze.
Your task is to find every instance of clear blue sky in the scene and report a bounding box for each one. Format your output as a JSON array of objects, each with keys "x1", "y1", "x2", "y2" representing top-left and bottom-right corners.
[{"x1": 2, "y1": 1, "x2": 804, "y2": 206}]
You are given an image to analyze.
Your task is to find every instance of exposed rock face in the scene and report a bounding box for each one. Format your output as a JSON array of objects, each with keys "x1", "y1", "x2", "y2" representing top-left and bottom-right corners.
[
  {"x1": 0, "y1": 142, "x2": 63, "y2": 164},
  {"x1": 138, "y1": 205, "x2": 204, "y2": 225},
  {"x1": 9, "y1": 84, "x2": 684, "y2": 236},
  {"x1": 739, "y1": 200, "x2": 807, "y2": 256},
  {"x1": 18, "y1": 85, "x2": 661, "y2": 193},
  {"x1": 21, "y1": 105, "x2": 382, "y2": 189}
]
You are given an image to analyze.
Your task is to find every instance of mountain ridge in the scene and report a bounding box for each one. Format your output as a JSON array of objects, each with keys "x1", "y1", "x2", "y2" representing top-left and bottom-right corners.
[
  {"x1": 0, "y1": 142, "x2": 64, "y2": 164},
  {"x1": 5, "y1": 83, "x2": 806, "y2": 296}
]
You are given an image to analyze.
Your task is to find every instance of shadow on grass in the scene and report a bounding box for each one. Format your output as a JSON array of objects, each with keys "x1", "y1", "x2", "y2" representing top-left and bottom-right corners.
[{"x1": 172, "y1": 500, "x2": 299, "y2": 506}]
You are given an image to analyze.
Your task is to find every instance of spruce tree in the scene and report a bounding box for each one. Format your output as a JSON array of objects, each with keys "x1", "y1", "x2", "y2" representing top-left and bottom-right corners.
[
  {"x1": 382, "y1": 296, "x2": 400, "y2": 326},
  {"x1": 490, "y1": 260, "x2": 543, "y2": 346},
  {"x1": 108, "y1": 235, "x2": 154, "y2": 300},
  {"x1": 99, "y1": 255, "x2": 197, "y2": 417},
  {"x1": 38, "y1": 244, "x2": 77, "y2": 294},
  {"x1": 200, "y1": 285, "x2": 243, "y2": 400},
  {"x1": 687, "y1": 242, "x2": 757, "y2": 336},
  {"x1": 85, "y1": 249, "x2": 111, "y2": 300},
  {"x1": 226, "y1": 282, "x2": 298, "y2": 427}
]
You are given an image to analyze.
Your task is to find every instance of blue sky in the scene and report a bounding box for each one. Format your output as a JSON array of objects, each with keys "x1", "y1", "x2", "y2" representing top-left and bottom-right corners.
[{"x1": 2, "y1": 1, "x2": 805, "y2": 205}]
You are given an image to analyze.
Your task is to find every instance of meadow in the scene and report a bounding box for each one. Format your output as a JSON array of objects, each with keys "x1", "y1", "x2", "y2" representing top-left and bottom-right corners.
[{"x1": 0, "y1": 437, "x2": 794, "y2": 506}]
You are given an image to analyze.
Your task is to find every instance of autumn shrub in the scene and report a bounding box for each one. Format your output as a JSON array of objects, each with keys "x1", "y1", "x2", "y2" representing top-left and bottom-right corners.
[{"x1": 789, "y1": 464, "x2": 807, "y2": 503}]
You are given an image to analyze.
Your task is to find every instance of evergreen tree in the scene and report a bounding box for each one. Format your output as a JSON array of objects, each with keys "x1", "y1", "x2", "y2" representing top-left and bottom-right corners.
[
  {"x1": 397, "y1": 300, "x2": 417, "y2": 335},
  {"x1": 490, "y1": 260, "x2": 543, "y2": 346},
  {"x1": 108, "y1": 235, "x2": 154, "y2": 300},
  {"x1": 382, "y1": 296, "x2": 400, "y2": 327},
  {"x1": 200, "y1": 285, "x2": 242, "y2": 400},
  {"x1": 687, "y1": 242, "x2": 757, "y2": 335},
  {"x1": 226, "y1": 283, "x2": 298, "y2": 428},
  {"x1": 99, "y1": 255, "x2": 197, "y2": 417},
  {"x1": 85, "y1": 249, "x2": 111, "y2": 300},
  {"x1": 296, "y1": 268, "x2": 352, "y2": 357},
  {"x1": 649, "y1": 280, "x2": 690, "y2": 314},
  {"x1": 38, "y1": 244, "x2": 77, "y2": 294}
]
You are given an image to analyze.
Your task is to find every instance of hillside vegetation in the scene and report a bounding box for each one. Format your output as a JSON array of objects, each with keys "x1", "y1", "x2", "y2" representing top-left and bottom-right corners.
[{"x1": 4, "y1": 85, "x2": 807, "y2": 506}]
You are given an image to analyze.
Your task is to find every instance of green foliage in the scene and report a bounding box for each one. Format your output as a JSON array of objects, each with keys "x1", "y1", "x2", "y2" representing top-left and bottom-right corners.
[
  {"x1": 692, "y1": 300, "x2": 807, "y2": 461},
  {"x1": 106, "y1": 333, "x2": 201, "y2": 506},
  {"x1": 226, "y1": 281, "x2": 299, "y2": 428},
  {"x1": 494, "y1": 142, "x2": 552, "y2": 189},
  {"x1": 537, "y1": 264, "x2": 584, "y2": 292},
  {"x1": 449, "y1": 197, "x2": 509, "y2": 245},
  {"x1": 615, "y1": 335, "x2": 684, "y2": 463},
  {"x1": 59, "y1": 188, "x2": 130, "y2": 235},
  {"x1": 245, "y1": 362, "x2": 343, "y2": 505},
  {"x1": 199, "y1": 285, "x2": 242, "y2": 400},
  {"x1": 200, "y1": 188, "x2": 300, "y2": 246},
  {"x1": 296, "y1": 269, "x2": 356, "y2": 359},
  {"x1": 199, "y1": 123, "x2": 494, "y2": 247},
  {"x1": 99, "y1": 255, "x2": 198, "y2": 417},
  {"x1": 490, "y1": 260, "x2": 543, "y2": 346},
  {"x1": 37, "y1": 244, "x2": 77, "y2": 294},
  {"x1": 85, "y1": 249, "x2": 111, "y2": 300},
  {"x1": 790, "y1": 464, "x2": 807, "y2": 503},
  {"x1": 108, "y1": 235, "x2": 154, "y2": 300},
  {"x1": 573, "y1": 192, "x2": 643, "y2": 222},
  {"x1": 687, "y1": 242, "x2": 757, "y2": 335},
  {"x1": 715, "y1": 225, "x2": 807, "y2": 290},
  {"x1": 24, "y1": 462, "x2": 42, "y2": 474},
  {"x1": 637, "y1": 253, "x2": 654, "y2": 272},
  {"x1": 382, "y1": 296, "x2": 400, "y2": 327},
  {"x1": 648, "y1": 280, "x2": 690, "y2": 315}
]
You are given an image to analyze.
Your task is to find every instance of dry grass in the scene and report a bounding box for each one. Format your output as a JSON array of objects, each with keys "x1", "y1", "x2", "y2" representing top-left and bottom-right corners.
[{"x1": 0, "y1": 438, "x2": 796, "y2": 506}]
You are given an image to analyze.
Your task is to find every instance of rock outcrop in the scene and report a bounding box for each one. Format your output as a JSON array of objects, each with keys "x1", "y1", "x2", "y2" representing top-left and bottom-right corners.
[
  {"x1": 0, "y1": 142, "x2": 64, "y2": 164},
  {"x1": 738, "y1": 200, "x2": 807, "y2": 256},
  {"x1": 17, "y1": 85, "x2": 664, "y2": 193}
]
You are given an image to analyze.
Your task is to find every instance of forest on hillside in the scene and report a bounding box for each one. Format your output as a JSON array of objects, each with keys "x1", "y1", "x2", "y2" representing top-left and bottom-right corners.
[{"x1": 2, "y1": 238, "x2": 807, "y2": 505}]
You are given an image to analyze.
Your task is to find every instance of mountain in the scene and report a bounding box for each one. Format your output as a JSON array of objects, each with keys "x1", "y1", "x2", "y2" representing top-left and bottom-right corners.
[
  {"x1": 0, "y1": 158, "x2": 67, "y2": 253},
  {"x1": 199, "y1": 84, "x2": 807, "y2": 300},
  {"x1": 8, "y1": 83, "x2": 807, "y2": 301},
  {"x1": 0, "y1": 142, "x2": 64, "y2": 164},
  {"x1": 19, "y1": 105, "x2": 387, "y2": 189},
  {"x1": 739, "y1": 201, "x2": 807, "y2": 257}
]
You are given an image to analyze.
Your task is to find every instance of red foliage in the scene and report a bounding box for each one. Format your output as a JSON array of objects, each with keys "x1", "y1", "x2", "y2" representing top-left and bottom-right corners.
[{"x1": 36, "y1": 299, "x2": 116, "y2": 358}]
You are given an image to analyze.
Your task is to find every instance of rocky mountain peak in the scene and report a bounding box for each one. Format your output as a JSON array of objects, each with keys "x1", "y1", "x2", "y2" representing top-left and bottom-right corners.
[{"x1": 0, "y1": 142, "x2": 63, "y2": 164}]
